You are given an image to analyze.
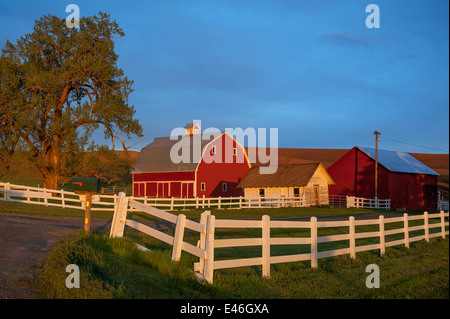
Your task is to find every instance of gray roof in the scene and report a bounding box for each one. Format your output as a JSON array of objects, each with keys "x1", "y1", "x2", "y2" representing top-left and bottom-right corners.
[
  {"x1": 357, "y1": 147, "x2": 439, "y2": 176},
  {"x1": 132, "y1": 133, "x2": 221, "y2": 173}
]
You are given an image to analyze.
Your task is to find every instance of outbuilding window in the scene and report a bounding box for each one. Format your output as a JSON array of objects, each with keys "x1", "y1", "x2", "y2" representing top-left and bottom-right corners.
[
  {"x1": 259, "y1": 188, "x2": 265, "y2": 197},
  {"x1": 222, "y1": 183, "x2": 227, "y2": 191},
  {"x1": 201, "y1": 182, "x2": 205, "y2": 191}
]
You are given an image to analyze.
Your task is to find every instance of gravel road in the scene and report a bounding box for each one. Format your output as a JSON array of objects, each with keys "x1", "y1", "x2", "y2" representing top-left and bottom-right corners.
[{"x1": 0, "y1": 214, "x2": 111, "y2": 299}]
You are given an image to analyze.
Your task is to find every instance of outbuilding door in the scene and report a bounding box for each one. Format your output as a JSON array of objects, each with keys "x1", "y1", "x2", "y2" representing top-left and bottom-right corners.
[{"x1": 314, "y1": 185, "x2": 320, "y2": 205}]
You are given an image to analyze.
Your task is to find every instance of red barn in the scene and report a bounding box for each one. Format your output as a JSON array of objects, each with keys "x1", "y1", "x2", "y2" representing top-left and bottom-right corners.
[
  {"x1": 328, "y1": 146, "x2": 439, "y2": 211},
  {"x1": 131, "y1": 125, "x2": 251, "y2": 198}
]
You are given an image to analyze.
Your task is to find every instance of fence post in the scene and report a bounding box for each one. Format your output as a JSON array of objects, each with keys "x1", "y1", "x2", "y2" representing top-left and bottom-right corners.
[
  {"x1": 5, "y1": 183, "x2": 10, "y2": 201},
  {"x1": 310, "y1": 217, "x2": 318, "y2": 268},
  {"x1": 424, "y1": 211, "x2": 429, "y2": 243},
  {"x1": 203, "y1": 214, "x2": 216, "y2": 284},
  {"x1": 218, "y1": 196, "x2": 221, "y2": 209},
  {"x1": 197, "y1": 211, "x2": 211, "y2": 274},
  {"x1": 349, "y1": 216, "x2": 356, "y2": 259},
  {"x1": 440, "y1": 210, "x2": 446, "y2": 239},
  {"x1": 404, "y1": 213, "x2": 409, "y2": 248},
  {"x1": 239, "y1": 196, "x2": 242, "y2": 209},
  {"x1": 379, "y1": 215, "x2": 385, "y2": 256},
  {"x1": 262, "y1": 215, "x2": 270, "y2": 278},
  {"x1": 172, "y1": 214, "x2": 186, "y2": 262},
  {"x1": 61, "y1": 189, "x2": 65, "y2": 208},
  {"x1": 170, "y1": 197, "x2": 174, "y2": 211},
  {"x1": 109, "y1": 192, "x2": 128, "y2": 238}
]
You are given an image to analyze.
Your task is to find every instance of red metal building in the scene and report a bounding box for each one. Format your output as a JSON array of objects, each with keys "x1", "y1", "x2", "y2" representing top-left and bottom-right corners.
[
  {"x1": 131, "y1": 125, "x2": 251, "y2": 198},
  {"x1": 328, "y1": 146, "x2": 439, "y2": 211}
]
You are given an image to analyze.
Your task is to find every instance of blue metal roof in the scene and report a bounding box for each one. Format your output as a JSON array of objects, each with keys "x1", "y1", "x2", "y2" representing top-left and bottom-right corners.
[{"x1": 357, "y1": 147, "x2": 440, "y2": 176}]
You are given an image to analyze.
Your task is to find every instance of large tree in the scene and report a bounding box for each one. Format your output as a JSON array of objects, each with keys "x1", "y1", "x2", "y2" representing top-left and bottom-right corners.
[{"x1": 0, "y1": 12, "x2": 142, "y2": 189}]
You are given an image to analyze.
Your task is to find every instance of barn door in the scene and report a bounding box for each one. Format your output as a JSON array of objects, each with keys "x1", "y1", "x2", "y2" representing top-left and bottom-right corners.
[
  {"x1": 157, "y1": 182, "x2": 170, "y2": 198},
  {"x1": 407, "y1": 184, "x2": 422, "y2": 210},
  {"x1": 181, "y1": 183, "x2": 188, "y2": 198},
  {"x1": 181, "y1": 182, "x2": 194, "y2": 198},
  {"x1": 134, "y1": 183, "x2": 145, "y2": 197}
]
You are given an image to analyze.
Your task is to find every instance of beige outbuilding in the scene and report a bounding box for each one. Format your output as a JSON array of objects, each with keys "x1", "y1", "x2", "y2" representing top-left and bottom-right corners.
[{"x1": 237, "y1": 163, "x2": 335, "y2": 206}]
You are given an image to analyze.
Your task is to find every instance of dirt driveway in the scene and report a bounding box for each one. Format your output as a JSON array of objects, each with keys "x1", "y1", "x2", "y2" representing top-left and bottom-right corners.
[{"x1": 0, "y1": 214, "x2": 111, "y2": 299}]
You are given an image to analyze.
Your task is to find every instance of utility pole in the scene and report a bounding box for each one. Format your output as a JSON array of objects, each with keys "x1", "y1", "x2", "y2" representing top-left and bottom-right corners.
[{"x1": 374, "y1": 131, "x2": 381, "y2": 200}]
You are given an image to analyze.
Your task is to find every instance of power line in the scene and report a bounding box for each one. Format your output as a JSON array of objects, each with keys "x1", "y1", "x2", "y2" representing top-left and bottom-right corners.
[{"x1": 381, "y1": 136, "x2": 449, "y2": 153}]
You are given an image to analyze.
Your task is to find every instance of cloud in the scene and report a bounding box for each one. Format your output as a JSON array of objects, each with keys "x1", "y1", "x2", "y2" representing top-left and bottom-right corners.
[
  {"x1": 320, "y1": 32, "x2": 372, "y2": 48},
  {"x1": 398, "y1": 53, "x2": 418, "y2": 60}
]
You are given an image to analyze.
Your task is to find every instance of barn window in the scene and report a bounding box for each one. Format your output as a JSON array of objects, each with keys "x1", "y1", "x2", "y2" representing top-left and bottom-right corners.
[
  {"x1": 201, "y1": 182, "x2": 205, "y2": 191},
  {"x1": 294, "y1": 188, "x2": 300, "y2": 197},
  {"x1": 233, "y1": 148, "x2": 237, "y2": 156},
  {"x1": 222, "y1": 183, "x2": 227, "y2": 191},
  {"x1": 212, "y1": 146, "x2": 216, "y2": 154}
]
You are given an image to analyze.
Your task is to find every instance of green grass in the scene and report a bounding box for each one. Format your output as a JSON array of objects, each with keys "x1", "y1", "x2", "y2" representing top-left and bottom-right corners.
[
  {"x1": 0, "y1": 198, "x2": 412, "y2": 221},
  {"x1": 1, "y1": 198, "x2": 448, "y2": 299},
  {"x1": 33, "y1": 231, "x2": 449, "y2": 299}
]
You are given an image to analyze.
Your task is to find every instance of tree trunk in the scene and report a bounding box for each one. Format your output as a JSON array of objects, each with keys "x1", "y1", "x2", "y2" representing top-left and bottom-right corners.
[{"x1": 43, "y1": 172, "x2": 59, "y2": 190}]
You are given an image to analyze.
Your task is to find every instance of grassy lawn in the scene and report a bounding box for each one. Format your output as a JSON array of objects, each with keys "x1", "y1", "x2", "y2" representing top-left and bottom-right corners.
[
  {"x1": 1, "y1": 199, "x2": 448, "y2": 299},
  {"x1": 34, "y1": 231, "x2": 449, "y2": 299}
]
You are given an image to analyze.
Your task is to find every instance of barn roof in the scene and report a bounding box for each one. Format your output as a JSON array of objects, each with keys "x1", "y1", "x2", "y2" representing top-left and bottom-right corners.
[
  {"x1": 237, "y1": 163, "x2": 334, "y2": 188},
  {"x1": 132, "y1": 132, "x2": 221, "y2": 173},
  {"x1": 356, "y1": 147, "x2": 440, "y2": 176}
]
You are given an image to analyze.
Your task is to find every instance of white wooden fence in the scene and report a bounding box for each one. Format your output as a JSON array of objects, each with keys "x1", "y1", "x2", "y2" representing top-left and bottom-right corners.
[
  {"x1": 140, "y1": 195, "x2": 305, "y2": 210},
  {"x1": 0, "y1": 182, "x2": 116, "y2": 212},
  {"x1": 0, "y1": 182, "x2": 396, "y2": 213},
  {"x1": 438, "y1": 199, "x2": 449, "y2": 211},
  {"x1": 109, "y1": 191, "x2": 449, "y2": 284},
  {"x1": 109, "y1": 192, "x2": 210, "y2": 270},
  {"x1": 346, "y1": 196, "x2": 391, "y2": 210},
  {"x1": 0, "y1": 182, "x2": 306, "y2": 212}
]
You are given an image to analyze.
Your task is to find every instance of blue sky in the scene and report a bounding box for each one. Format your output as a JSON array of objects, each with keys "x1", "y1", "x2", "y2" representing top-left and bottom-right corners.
[{"x1": 0, "y1": 0, "x2": 448, "y2": 153}]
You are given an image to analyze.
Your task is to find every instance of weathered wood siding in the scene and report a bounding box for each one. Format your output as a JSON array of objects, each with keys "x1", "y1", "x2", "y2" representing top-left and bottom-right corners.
[
  {"x1": 304, "y1": 168, "x2": 330, "y2": 206},
  {"x1": 243, "y1": 167, "x2": 331, "y2": 206}
]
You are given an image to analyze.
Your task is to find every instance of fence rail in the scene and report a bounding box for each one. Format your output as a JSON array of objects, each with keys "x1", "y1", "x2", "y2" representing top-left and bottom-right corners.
[
  {"x1": 134, "y1": 195, "x2": 305, "y2": 210},
  {"x1": 0, "y1": 182, "x2": 116, "y2": 212},
  {"x1": 197, "y1": 210, "x2": 448, "y2": 283},
  {"x1": 0, "y1": 182, "x2": 307, "y2": 212},
  {"x1": 108, "y1": 191, "x2": 449, "y2": 284},
  {"x1": 346, "y1": 196, "x2": 391, "y2": 210},
  {"x1": 1, "y1": 182, "x2": 397, "y2": 213}
]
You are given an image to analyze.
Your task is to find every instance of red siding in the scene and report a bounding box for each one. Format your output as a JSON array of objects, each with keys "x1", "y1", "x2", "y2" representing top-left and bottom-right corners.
[
  {"x1": 328, "y1": 147, "x2": 438, "y2": 211},
  {"x1": 133, "y1": 171, "x2": 195, "y2": 197},
  {"x1": 133, "y1": 171, "x2": 195, "y2": 182},
  {"x1": 196, "y1": 133, "x2": 250, "y2": 198}
]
